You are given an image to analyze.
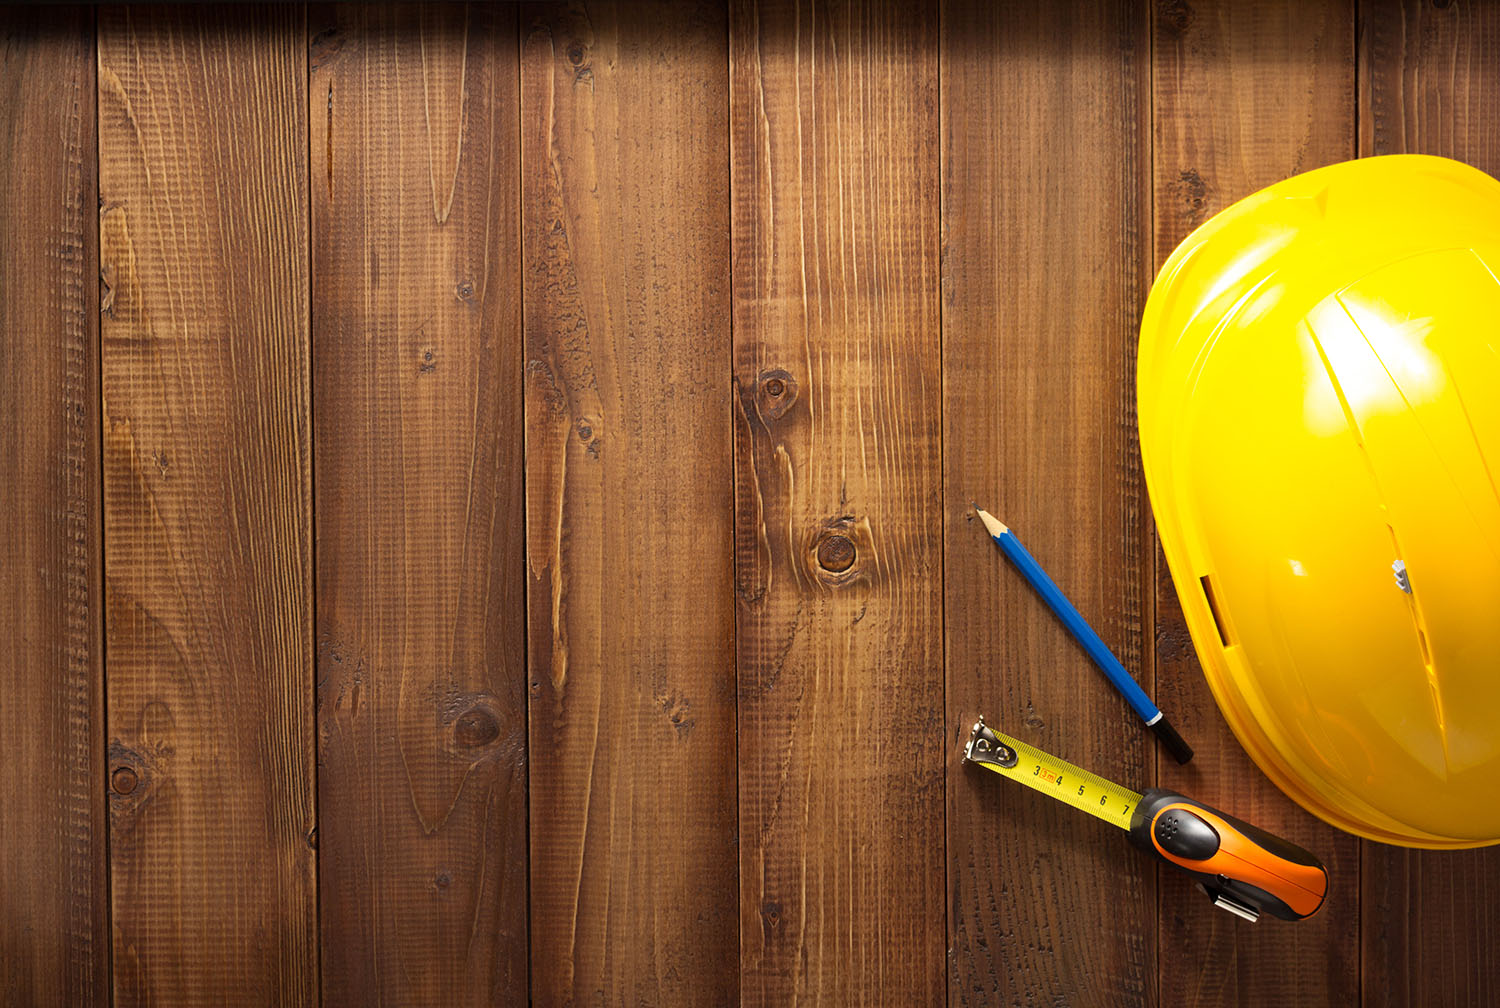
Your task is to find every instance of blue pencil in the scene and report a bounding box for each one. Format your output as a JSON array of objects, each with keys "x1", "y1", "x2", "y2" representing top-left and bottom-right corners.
[{"x1": 974, "y1": 505, "x2": 1193, "y2": 764}]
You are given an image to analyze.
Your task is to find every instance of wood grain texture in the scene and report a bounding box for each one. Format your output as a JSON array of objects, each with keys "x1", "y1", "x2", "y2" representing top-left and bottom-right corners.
[
  {"x1": 0, "y1": 9, "x2": 106, "y2": 1006},
  {"x1": 1361, "y1": 0, "x2": 1500, "y2": 164},
  {"x1": 1360, "y1": 4, "x2": 1500, "y2": 1003},
  {"x1": 731, "y1": 1, "x2": 943, "y2": 1002},
  {"x1": 98, "y1": 7, "x2": 316, "y2": 1004},
  {"x1": 521, "y1": 3, "x2": 738, "y2": 1004},
  {"x1": 942, "y1": 2, "x2": 1154, "y2": 1004},
  {"x1": 1360, "y1": 846, "x2": 1500, "y2": 1008},
  {"x1": 311, "y1": 6, "x2": 527, "y2": 1004},
  {"x1": 1151, "y1": 2, "x2": 1360, "y2": 1004}
]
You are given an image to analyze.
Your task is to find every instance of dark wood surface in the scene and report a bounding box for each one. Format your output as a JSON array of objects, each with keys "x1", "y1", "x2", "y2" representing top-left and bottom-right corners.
[
  {"x1": 942, "y1": 1, "x2": 1155, "y2": 1004},
  {"x1": 4, "y1": 3, "x2": 1499, "y2": 1005},
  {"x1": 731, "y1": 1, "x2": 945, "y2": 1003},
  {"x1": 522, "y1": 3, "x2": 740, "y2": 1004},
  {"x1": 0, "y1": 8, "x2": 105, "y2": 1006},
  {"x1": 98, "y1": 6, "x2": 316, "y2": 1004},
  {"x1": 311, "y1": 5, "x2": 529, "y2": 1004}
]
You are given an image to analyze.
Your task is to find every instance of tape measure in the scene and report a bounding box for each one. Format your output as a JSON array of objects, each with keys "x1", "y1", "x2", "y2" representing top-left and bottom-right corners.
[
  {"x1": 964, "y1": 717, "x2": 1330, "y2": 922},
  {"x1": 965, "y1": 720, "x2": 1141, "y2": 828}
]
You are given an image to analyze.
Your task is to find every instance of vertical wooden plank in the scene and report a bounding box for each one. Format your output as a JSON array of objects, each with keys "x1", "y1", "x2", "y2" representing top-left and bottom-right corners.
[
  {"x1": 942, "y1": 2, "x2": 1154, "y2": 1004},
  {"x1": 312, "y1": 6, "x2": 527, "y2": 1004},
  {"x1": 1361, "y1": 0, "x2": 1500, "y2": 165},
  {"x1": 1152, "y1": 1, "x2": 1359, "y2": 1003},
  {"x1": 522, "y1": 3, "x2": 738, "y2": 1004},
  {"x1": 1361, "y1": 848, "x2": 1499, "y2": 1007},
  {"x1": 732, "y1": 1, "x2": 943, "y2": 1003},
  {"x1": 1360, "y1": 3, "x2": 1500, "y2": 1003},
  {"x1": 0, "y1": 8, "x2": 106, "y2": 1005},
  {"x1": 98, "y1": 7, "x2": 315, "y2": 1003}
]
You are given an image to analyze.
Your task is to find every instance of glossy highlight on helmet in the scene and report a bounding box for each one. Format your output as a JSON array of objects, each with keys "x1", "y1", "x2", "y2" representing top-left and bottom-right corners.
[{"x1": 1139, "y1": 154, "x2": 1500, "y2": 849}]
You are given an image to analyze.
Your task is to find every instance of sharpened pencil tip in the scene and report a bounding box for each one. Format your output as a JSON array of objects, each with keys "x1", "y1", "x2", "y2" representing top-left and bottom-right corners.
[{"x1": 973, "y1": 506, "x2": 1008, "y2": 539}]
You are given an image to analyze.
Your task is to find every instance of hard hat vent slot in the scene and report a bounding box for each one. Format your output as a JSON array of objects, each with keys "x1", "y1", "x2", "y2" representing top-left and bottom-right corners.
[{"x1": 1200, "y1": 575, "x2": 1235, "y2": 647}]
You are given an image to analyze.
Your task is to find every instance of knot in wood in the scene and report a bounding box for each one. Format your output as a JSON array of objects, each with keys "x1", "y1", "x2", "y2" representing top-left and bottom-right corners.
[
  {"x1": 309, "y1": 25, "x2": 346, "y2": 69},
  {"x1": 806, "y1": 514, "x2": 875, "y2": 589},
  {"x1": 755, "y1": 368, "x2": 798, "y2": 421},
  {"x1": 816, "y1": 534, "x2": 856, "y2": 573},
  {"x1": 454, "y1": 706, "x2": 501, "y2": 749},
  {"x1": 110, "y1": 765, "x2": 139, "y2": 795},
  {"x1": 758, "y1": 899, "x2": 784, "y2": 944},
  {"x1": 1157, "y1": 0, "x2": 1195, "y2": 36}
]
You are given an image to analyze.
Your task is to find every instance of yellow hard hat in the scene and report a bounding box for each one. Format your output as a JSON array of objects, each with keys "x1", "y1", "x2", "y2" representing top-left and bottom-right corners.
[{"x1": 1139, "y1": 154, "x2": 1500, "y2": 849}]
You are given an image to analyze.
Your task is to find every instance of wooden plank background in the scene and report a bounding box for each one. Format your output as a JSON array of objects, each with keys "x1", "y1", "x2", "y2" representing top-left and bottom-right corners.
[
  {"x1": 0, "y1": 8, "x2": 104, "y2": 1006},
  {"x1": 731, "y1": 1, "x2": 944, "y2": 1003},
  {"x1": 942, "y1": 1, "x2": 1154, "y2": 1001},
  {"x1": 97, "y1": 6, "x2": 316, "y2": 1005},
  {"x1": 310, "y1": 5, "x2": 528, "y2": 1004},
  {"x1": 522, "y1": 2, "x2": 739, "y2": 1003},
  {"x1": 3, "y1": 2, "x2": 1499, "y2": 1005}
]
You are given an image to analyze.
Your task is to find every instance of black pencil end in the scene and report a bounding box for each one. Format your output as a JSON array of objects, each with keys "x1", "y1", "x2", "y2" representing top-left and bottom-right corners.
[{"x1": 1151, "y1": 716, "x2": 1194, "y2": 765}]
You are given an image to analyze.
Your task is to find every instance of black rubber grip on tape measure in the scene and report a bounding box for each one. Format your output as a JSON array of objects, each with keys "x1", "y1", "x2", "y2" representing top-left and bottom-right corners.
[{"x1": 1127, "y1": 789, "x2": 1329, "y2": 921}]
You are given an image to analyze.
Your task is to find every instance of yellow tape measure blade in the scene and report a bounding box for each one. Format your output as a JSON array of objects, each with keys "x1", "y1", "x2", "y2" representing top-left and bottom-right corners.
[{"x1": 964, "y1": 719, "x2": 1142, "y2": 830}]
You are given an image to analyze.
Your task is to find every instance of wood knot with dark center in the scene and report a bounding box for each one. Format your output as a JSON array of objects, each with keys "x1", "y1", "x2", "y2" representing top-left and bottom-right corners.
[
  {"x1": 816, "y1": 534, "x2": 856, "y2": 573},
  {"x1": 760, "y1": 899, "x2": 783, "y2": 943},
  {"x1": 106, "y1": 741, "x2": 157, "y2": 823},
  {"x1": 755, "y1": 368, "x2": 798, "y2": 421},
  {"x1": 309, "y1": 25, "x2": 346, "y2": 70},
  {"x1": 1175, "y1": 167, "x2": 1211, "y2": 225},
  {"x1": 564, "y1": 41, "x2": 593, "y2": 84},
  {"x1": 575, "y1": 416, "x2": 602, "y2": 457},
  {"x1": 1157, "y1": 0, "x2": 1195, "y2": 36},
  {"x1": 110, "y1": 765, "x2": 139, "y2": 795},
  {"x1": 806, "y1": 514, "x2": 876, "y2": 589},
  {"x1": 453, "y1": 706, "x2": 501, "y2": 749}
]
